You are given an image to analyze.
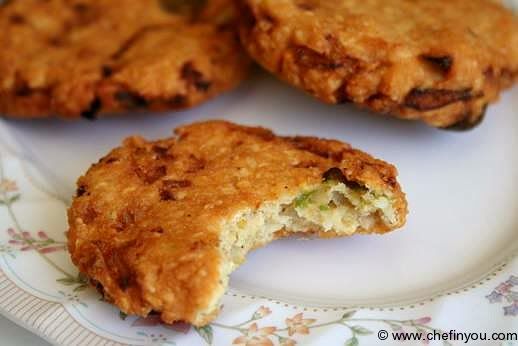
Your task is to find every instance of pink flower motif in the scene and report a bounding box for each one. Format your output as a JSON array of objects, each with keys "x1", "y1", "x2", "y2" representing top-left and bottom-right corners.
[
  {"x1": 285, "y1": 313, "x2": 316, "y2": 336},
  {"x1": 37, "y1": 231, "x2": 49, "y2": 240},
  {"x1": 132, "y1": 315, "x2": 162, "y2": 327},
  {"x1": 5, "y1": 228, "x2": 65, "y2": 253},
  {"x1": 39, "y1": 245, "x2": 67, "y2": 254},
  {"x1": 496, "y1": 282, "x2": 513, "y2": 294},
  {"x1": 131, "y1": 315, "x2": 192, "y2": 333},
  {"x1": 253, "y1": 306, "x2": 272, "y2": 319},
  {"x1": 279, "y1": 337, "x2": 297, "y2": 346},
  {"x1": 164, "y1": 322, "x2": 191, "y2": 334},
  {"x1": 232, "y1": 323, "x2": 276, "y2": 346},
  {"x1": 413, "y1": 317, "x2": 431, "y2": 325},
  {"x1": 0, "y1": 179, "x2": 17, "y2": 193}
]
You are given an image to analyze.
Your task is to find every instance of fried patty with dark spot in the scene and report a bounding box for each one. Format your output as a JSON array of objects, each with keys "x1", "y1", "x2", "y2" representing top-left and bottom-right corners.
[
  {"x1": 68, "y1": 120, "x2": 407, "y2": 326},
  {"x1": 239, "y1": 0, "x2": 518, "y2": 129},
  {"x1": 0, "y1": 0, "x2": 249, "y2": 118}
]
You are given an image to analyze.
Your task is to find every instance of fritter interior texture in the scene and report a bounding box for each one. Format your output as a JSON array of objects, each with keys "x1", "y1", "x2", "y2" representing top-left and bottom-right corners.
[
  {"x1": 0, "y1": 0, "x2": 249, "y2": 118},
  {"x1": 68, "y1": 120, "x2": 407, "y2": 326},
  {"x1": 239, "y1": 0, "x2": 518, "y2": 129}
]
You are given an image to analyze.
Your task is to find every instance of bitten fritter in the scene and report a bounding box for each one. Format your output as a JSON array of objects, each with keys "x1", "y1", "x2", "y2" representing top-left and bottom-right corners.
[
  {"x1": 238, "y1": 0, "x2": 518, "y2": 129},
  {"x1": 0, "y1": 0, "x2": 249, "y2": 118},
  {"x1": 67, "y1": 120, "x2": 407, "y2": 326}
]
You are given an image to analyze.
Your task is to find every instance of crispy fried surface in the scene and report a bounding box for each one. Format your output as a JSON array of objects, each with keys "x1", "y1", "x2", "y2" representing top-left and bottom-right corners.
[
  {"x1": 67, "y1": 120, "x2": 407, "y2": 325},
  {"x1": 0, "y1": 0, "x2": 249, "y2": 118},
  {"x1": 239, "y1": 0, "x2": 518, "y2": 128}
]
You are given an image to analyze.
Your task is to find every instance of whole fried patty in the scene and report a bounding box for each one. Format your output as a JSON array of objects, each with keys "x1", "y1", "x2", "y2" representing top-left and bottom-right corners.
[
  {"x1": 0, "y1": 0, "x2": 249, "y2": 118},
  {"x1": 239, "y1": 0, "x2": 518, "y2": 129},
  {"x1": 68, "y1": 120, "x2": 407, "y2": 326}
]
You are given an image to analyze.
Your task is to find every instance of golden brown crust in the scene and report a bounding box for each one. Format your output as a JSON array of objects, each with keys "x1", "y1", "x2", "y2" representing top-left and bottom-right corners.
[
  {"x1": 0, "y1": 0, "x2": 249, "y2": 119},
  {"x1": 67, "y1": 120, "x2": 407, "y2": 325},
  {"x1": 238, "y1": 0, "x2": 518, "y2": 128}
]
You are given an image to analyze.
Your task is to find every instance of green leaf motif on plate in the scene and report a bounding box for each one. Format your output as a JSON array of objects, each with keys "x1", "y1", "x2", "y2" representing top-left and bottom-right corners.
[
  {"x1": 350, "y1": 326, "x2": 372, "y2": 335},
  {"x1": 57, "y1": 274, "x2": 88, "y2": 291},
  {"x1": 195, "y1": 325, "x2": 214, "y2": 345},
  {"x1": 341, "y1": 310, "x2": 356, "y2": 320},
  {"x1": 119, "y1": 311, "x2": 128, "y2": 320},
  {"x1": 344, "y1": 336, "x2": 359, "y2": 346}
]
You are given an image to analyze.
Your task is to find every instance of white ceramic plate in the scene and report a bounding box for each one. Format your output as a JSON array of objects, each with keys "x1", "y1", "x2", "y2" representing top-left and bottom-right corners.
[
  {"x1": 2, "y1": 71, "x2": 518, "y2": 305},
  {"x1": 0, "y1": 72, "x2": 517, "y2": 345}
]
